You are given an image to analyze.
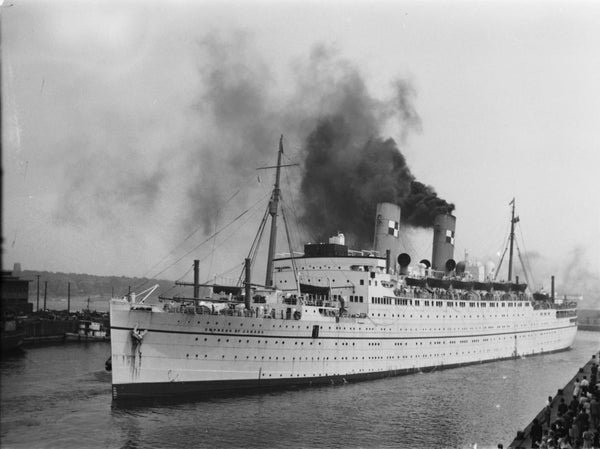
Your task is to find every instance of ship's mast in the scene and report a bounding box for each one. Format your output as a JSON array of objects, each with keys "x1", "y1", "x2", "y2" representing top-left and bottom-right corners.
[
  {"x1": 265, "y1": 136, "x2": 284, "y2": 287},
  {"x1": 508, "y1": 198, "x2": 518, "y2": 282}
]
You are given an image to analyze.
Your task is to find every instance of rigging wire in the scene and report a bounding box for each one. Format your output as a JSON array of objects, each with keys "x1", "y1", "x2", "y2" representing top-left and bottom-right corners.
[
  {"x1": 163, "y1": 192, "x2": 269, "y2": 272},
  {"x1": 491, "y1": 209, "x2": 513, "y2": 280},
  {"x1": 208, "y1": 210, "x2": 220, "y2": 282},
  {"x1": 134, "y1": 191, "x2": 271, "y2": 291},
  {"x1": 279, "y1": 195, "x2": 307, "y2": 249},
  {"x1": 515, "y1": 241, "x2": 531, "y2": 287},
  {"x1": 237, "y1": 205, "x2": 270, "y2": 286},
  {"x1": 176, "y1": 262, "x2": 195, "y2": 284},
  {"x1": 517, "y1": 222, "x2": 538, "y2": 288},
  {"x1": 494, "y1": 232, "x2": 510, "y2": 281},
  {"x1": 207, "y1": 261, "x2": 246, "y2": 286},
  {"x1": 279, "y1": 143, "x2": 320, "y2": 245},
  {"x1": 137, "y1": 188, "x2": 242, "y2": 282},
  {"x1": 194, "y1": 200, "x2": 266, "y2": 285},
  {"x1": 281, "y1": 202, "x2": 299, "y2": 288},
  {"x1": 181, "y1": 212, "x2": 257, "y2": 285}
]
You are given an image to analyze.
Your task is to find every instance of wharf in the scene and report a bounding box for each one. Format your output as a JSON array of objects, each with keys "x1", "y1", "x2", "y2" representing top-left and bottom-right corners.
[
  {"x1": 508, "y1": 351, "x2": 600, "y2": 448},
  {"x1": 23, "y1": 334, "x2": 67, "y2": 345},
  {"x1": 20, "y1": 313, "x2": 110, "y2": 346}
]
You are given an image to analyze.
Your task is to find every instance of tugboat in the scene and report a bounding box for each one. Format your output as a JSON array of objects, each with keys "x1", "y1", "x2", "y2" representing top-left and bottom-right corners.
[
  {"x1": 65, "y1": 319, "x2": 109, "y2": 341},
  {"x1": 1, "y1": 268, "x2": 31, "y2": 353},
  {"x1": 1, "y1": 310, "x2": 25, "y2": 353}
]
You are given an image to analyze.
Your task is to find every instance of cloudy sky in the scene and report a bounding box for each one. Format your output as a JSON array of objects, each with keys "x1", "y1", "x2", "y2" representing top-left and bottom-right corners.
[{"x1": 2, "y1": 0, "x2": 599, "y2": 304}]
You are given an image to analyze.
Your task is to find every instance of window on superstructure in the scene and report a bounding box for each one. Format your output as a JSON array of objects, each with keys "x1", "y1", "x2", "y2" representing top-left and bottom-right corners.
[
  {"x1": 360, "y1": 296, "x2": 364, "y2": 302},
  {"x1": 360, "y1": 280, "x2": 364, "y2": 285}
]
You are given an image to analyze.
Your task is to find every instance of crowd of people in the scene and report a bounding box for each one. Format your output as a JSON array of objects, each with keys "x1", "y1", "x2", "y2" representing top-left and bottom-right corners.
[{"x1": 529, "y1": 355, "x2": 600, "y2": 448}]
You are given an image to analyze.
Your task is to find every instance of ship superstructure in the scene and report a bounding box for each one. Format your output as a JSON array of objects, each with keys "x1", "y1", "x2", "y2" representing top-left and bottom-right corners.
[{"x1": 109, "y1": 140, "x2": 577, "y2": 400}]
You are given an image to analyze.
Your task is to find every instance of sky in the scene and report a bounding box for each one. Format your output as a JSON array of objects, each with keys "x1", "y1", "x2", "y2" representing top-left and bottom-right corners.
[{"x1": 2, "y1": 0, "x2": 600, "y2": 305}]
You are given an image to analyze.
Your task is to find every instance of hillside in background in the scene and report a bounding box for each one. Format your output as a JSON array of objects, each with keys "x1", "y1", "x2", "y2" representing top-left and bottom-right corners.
[{"x1": 17, "y1": 270, "x2": 176, "y2": 299}]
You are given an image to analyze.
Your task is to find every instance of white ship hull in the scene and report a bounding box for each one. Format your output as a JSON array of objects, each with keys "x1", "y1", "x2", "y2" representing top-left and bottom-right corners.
[
  {"x1": 109, "y1": 298, "x2": 576, "y2": 399},
  {"x1": 109, "y1": 143, "x2": 579, "y2": 400}
]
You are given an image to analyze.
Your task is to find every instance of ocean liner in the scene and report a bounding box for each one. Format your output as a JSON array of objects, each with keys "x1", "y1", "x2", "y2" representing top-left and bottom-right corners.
[{"x1": 109, "y1": 139, "x2": 577, "y2": 400}]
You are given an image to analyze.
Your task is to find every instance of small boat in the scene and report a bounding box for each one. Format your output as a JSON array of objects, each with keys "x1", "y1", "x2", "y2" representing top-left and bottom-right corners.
[
  {"x1": 65, "y1": 319, "x2": 109, "y2": 342},
  {"x1": 1, "y1": 311, "x2": 25, "y2": 353}
]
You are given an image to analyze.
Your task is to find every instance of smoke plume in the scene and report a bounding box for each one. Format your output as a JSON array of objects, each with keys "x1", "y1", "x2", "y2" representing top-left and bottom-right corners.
[
  {"x1": 51, "y1": 34, "x2": 454, "y2": 260},
  {"x1": 295, "y1": 51, "x2": 454, "y2": 247},
  {"x1": 184, "y1": 31, "x2": 281, "y2": 235}
]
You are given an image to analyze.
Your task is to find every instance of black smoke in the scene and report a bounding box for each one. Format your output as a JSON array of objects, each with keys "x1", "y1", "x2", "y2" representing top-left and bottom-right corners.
[
  {"x1": 296, "y1": 54, "x2": 454, "y2": 247},
  {"x1": 187, "y1": 41, "x2": 455, "y2": 248},
  {"x1": 52, "y1": 35, "x2": 453, "y2": 254},
  {"x1": 299, "y1": 117, "x2": 454, "y2": 247}
]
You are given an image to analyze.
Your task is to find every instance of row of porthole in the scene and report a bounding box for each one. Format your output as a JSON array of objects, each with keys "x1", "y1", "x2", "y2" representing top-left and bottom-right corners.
[
  {"x1": 194, "y1": 324, "x2": 534, "y2": 336},
  {"x1": 191, "y1": 330, "x2": 553, "y2": 346},
  {"x1": 185, "y1": 354, "x2": 374, "y2": 362},
  {"x1": 198, "y1": 321, "x2": 319, "y2": 330},
  {"x1": 371, "y1": 313, "x2": 529, "y2": 319},
  {"x1": 188, "y1": 320, "x2": 542, "y2": 338},
  {"x1": 184, "y1": 336, "x2": 561, "y2": 361},
  {"x1": 184, "y1": 350, "x2": 522, "y2": 361},
  {"x1": 185, "y1": 310, "x2": 538, "y2": 329},
  {"x1": 204, "y1": 327, "x2": 267, "y2": 334},
  {"x1": 188, "y1": 343, "x2": 526, "y2": 361}
]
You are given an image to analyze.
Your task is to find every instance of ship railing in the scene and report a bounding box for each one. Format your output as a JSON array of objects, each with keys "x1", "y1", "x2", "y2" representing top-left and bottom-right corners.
[
  {"x1": 161, "y1": 301, "x2": 372, "y2": 322},
  {"x1": 394, "y1": 287, "x2": 529, "y2": 303},
  {"x1": 161, "y1": 303, "x2": 307, "y2": 320},
  {"x1": 556, "y1": 309, "x2": 577, "y2": 318},
  {"x1": 531, "y1": 301, "x2": 577, "y2": 311}
]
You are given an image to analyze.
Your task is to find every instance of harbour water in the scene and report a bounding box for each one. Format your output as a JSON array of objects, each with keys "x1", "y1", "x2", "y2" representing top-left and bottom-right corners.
[{"x1": 1, "y1": 331, "x2": 598, "y2": 449}]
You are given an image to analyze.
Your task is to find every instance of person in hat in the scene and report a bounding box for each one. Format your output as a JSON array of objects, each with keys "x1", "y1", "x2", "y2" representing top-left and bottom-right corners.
[{"x1": 531, "y1": 418, "x2": 543, "y2": 448}]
